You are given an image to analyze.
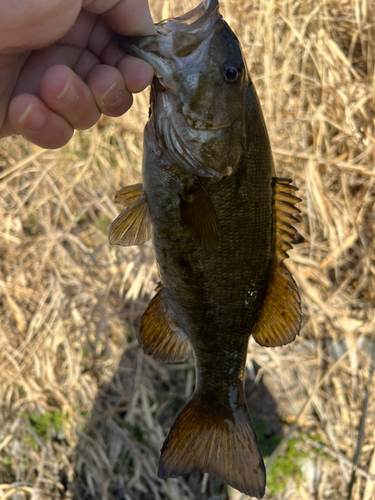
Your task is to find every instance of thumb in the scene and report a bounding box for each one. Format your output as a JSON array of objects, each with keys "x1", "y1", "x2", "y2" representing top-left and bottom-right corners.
[
  {"x1": 84, "y1": 0, "x2": 156, "y2": 36},
  {"x1": 0, "y1": 0, "x2": 82, "y2": 54}
]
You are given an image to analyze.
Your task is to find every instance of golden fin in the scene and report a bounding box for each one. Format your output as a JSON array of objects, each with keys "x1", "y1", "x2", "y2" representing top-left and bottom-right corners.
[
  {"x1": 115, "y1": 183, "x2": 144, "y2": 207},
  {"x1": 272, "y1": 178, "x2": 301, "y2": 263},
  {"x1": 252, "y1": 178, "x2": 302, "y2": 347},
  {"x1": 139, "y1": 285, "x2": 191, "y2": 363},
  {"x1": 252, "y1": 261, "x2": 301, "y2": 347},
  {"x1": 181, "y1": 180, "x2": 220, "y2": 252},
  {"x1": 108, "y1": 185, "x2": 151, "y2": 246},
  {"x1": 273, "y1": 177, "x2": 299, "y2": 194},
  {"x1": 158, "y1": 394, "x2": 266, "y2": 498}
]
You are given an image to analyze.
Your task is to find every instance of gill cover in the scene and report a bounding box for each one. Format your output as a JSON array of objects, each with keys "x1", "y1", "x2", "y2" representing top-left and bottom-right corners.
[{"x1": 119, "y1": 0, "x2": 249, "y2": 178}]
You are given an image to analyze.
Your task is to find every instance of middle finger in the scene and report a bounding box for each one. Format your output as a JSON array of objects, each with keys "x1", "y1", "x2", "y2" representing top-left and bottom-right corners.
[{"x1": 39, "y1": 64, "x2": 101, "y2": 130}]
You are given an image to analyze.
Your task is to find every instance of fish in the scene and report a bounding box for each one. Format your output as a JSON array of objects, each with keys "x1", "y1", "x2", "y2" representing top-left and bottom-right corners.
[{"x1": 109, "y1": 0, "x2": 301, "y2": 497}]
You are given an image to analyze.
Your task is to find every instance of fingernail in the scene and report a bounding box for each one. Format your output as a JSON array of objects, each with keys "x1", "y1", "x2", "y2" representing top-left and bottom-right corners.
[
  {"x1": 18, "y1": 104, "x2": 46, "y2": 131},
  {"x1": 57, "y1": 77, "x2": 78, "y2": 105},
  {"x1": 99, "y1": 82, "x2": 122, "y2": 105}
]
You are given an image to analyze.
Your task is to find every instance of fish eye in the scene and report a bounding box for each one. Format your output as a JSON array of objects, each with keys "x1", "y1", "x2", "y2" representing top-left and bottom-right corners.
[
  {"x1": 223, "y1": 61, "x2": 243, "y2": 83},
  {"x1": 225, "y1": 67, "x2": 238, "y2": 81}
]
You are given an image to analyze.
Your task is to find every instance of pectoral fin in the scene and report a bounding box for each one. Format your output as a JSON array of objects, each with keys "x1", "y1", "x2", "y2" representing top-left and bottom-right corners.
[
  {"x1": 180, "y1": 179, "x2": 220, "y2": 252},
  {"x1": 109, "y1": 185, "x2": 151, "y2": 246},
  {"x1": 114, "y1": 183, "x2": 144, "y2": 207},
  {"x1": 139, "y1": 285, "x2": 191, "y2": 363},
  {"x1": 252, "y1": 178, "x2": 302, "y2": 347}
]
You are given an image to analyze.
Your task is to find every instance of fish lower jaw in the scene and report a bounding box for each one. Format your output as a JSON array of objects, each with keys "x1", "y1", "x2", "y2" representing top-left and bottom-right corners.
[{"x1": 185, "y1": 114, "x2": 230, "y2": 131}]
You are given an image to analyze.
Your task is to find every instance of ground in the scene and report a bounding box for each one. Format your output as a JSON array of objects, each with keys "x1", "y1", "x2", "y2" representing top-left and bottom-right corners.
[{"x1": 0, "y1": 1, "x2": 375, "y2": 499}]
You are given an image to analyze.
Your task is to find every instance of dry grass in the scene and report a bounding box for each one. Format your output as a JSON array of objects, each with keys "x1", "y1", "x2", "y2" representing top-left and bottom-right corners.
[{"x1": 0, "y1": 0, "x2": 375, "y2": 499}]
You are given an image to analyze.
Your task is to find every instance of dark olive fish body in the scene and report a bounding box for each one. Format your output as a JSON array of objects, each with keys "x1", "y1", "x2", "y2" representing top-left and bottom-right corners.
[
  {"x1": 143, "y1": 88, "x2": 273, "y2": 388},
  {"x1": 109, "y1": 1, "x2": 301, "y2": 497},
  {"x1": 141, "y1": 91, "x2": 272, "y2": 495}
]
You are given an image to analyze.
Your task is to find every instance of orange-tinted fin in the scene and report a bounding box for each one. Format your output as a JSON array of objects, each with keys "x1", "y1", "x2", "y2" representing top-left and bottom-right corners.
[
  {"x1": 181, "y1": 179, "x2": 220, "y2": 252},
  {"x1": 114, "y1": 183, "x2": 144, "y2": 207},
  {"x1": 158, "y1": 393, "x2": 266, "y2": 498},
  {"x1": 252, "y1": 261, "x2": 301, "y2": 347},
  {"x1": 252, "y1": 178, "x2": 302, "y2": 347},
  {"x1": 108, "y1": 184, "x2": 151, "y2": 246},
  {"x1": 139, "y1": 285, "x2": 191, "y2": 363}
]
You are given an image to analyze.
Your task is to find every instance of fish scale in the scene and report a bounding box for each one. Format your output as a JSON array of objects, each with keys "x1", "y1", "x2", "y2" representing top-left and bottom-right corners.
[{"x1": 109, "y1": 0, "x2": 302, "y2": 497}]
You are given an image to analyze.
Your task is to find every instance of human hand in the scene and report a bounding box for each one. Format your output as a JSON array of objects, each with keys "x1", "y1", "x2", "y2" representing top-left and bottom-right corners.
[{"x1": 0, "y1": 0, "x2": 155, "y2": 148}]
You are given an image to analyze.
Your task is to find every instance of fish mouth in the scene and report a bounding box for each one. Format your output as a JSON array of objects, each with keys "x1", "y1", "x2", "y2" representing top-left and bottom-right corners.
[
  {"x1": 119, "y1": 0, "x2": 222, "y2": 84},
  {"x1": 157, "y1": 0, "x2": 219, "y2": 34},
  {"x1": 186, "y1": 115, "x2": 230, "y2": 131}
]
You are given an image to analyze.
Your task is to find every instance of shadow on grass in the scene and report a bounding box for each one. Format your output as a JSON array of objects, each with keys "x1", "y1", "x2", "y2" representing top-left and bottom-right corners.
[{"x1": 67, "y1": 345, "x2": 283, "y2": 500}]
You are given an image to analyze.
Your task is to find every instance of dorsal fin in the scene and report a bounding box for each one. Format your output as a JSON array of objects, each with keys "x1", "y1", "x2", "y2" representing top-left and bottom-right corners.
[
  {"x1": 252, "y1": 178, "x2": 302, "y2": 347},
  {"x1": 180, "y1": 179, "x2": 220, "y2": 252},
  {"x1": 139, "y1": 284, "x2": 191, "y2": 363},
  {"x1": 108, "y1": 184, "x2": 151, "y2": 247}
]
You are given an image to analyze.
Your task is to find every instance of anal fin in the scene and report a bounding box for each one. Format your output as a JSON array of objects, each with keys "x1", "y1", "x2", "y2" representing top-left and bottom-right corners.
[
  {"x1": 252, "y1": 178, "x2": 302, "y2": 347},
  {"x1": 109, "y1": 184, "x2": 151, "y2": 246},
  {"x1": 139, "y1": 285, "x2": 191, "y2": 363}
]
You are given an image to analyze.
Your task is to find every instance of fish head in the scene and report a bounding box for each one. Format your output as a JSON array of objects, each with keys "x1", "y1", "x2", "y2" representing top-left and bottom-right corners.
[{"x1": 121, "y1": 0, "x2": 250, "y2": 178}]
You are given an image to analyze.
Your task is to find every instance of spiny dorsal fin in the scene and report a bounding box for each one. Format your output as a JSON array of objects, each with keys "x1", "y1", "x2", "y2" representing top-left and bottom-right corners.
[
  {"x1": 252, "y1": 178, "x2": 302, "y2": 347},
  {"x1": 108, "y1": 184, "x2": 151, "y2": 246},
  {"x1": 180, "y1": 179, "x2": 220, "y2": 252},
  {"x1": 139, "y1": 284, "x2": 191, "y2": 363}
]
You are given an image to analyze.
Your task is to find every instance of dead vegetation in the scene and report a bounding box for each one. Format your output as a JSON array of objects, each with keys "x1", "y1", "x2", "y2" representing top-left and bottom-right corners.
[{"x1": 0, "y1": 0, "x2": 374, "y2": 499}]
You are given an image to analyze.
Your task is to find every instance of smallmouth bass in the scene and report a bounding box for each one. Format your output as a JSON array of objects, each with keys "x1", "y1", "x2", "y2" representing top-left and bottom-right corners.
[{"x1": 109, "y1": 0, "x2": 301, "y2": 497}]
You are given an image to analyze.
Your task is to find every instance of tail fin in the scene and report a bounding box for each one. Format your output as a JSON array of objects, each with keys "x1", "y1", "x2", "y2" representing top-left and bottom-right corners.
[{"x1": 158, "y1": 393, "x2": 266, "y2": 498}]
